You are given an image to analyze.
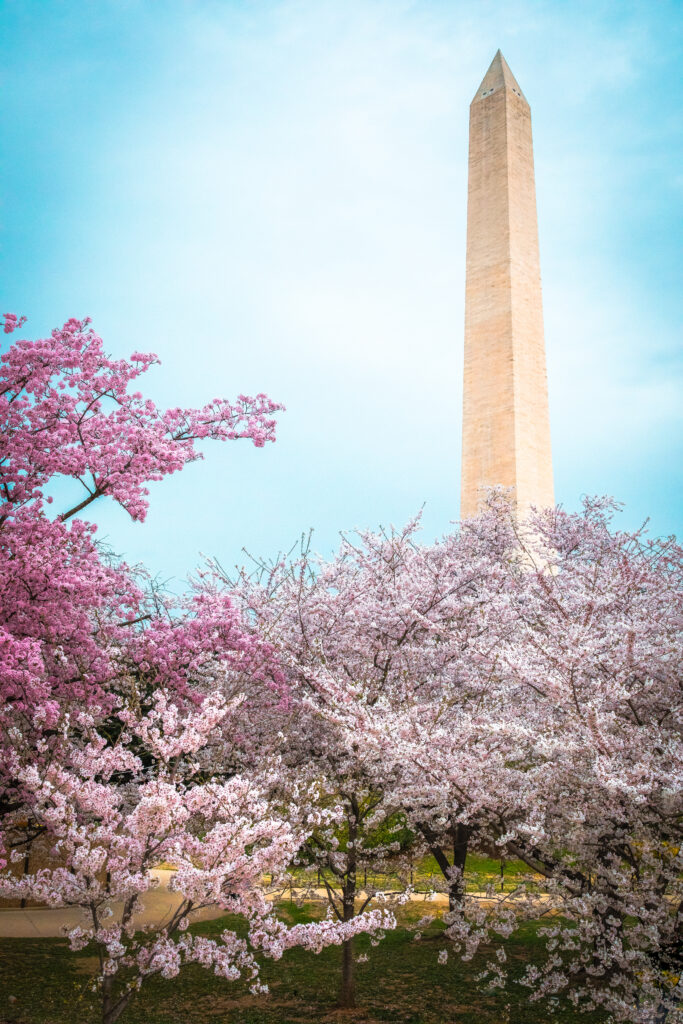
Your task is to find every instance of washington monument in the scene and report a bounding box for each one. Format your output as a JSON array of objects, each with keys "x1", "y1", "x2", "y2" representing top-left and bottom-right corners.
[{"x1": 460, "y1": 51, "x2": 554, "y2": 519}]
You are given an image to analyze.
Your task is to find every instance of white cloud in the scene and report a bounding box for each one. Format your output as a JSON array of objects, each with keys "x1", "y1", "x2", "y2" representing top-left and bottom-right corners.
[{"x1": 7, "y1": 0, "x2": 680, "y2": 579}]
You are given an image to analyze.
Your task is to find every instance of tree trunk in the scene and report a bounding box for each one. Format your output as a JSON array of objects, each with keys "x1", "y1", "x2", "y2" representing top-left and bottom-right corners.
[
  {"x1": 427, "y1": 824, "x2": 470, "y2": 914},
  {"x1": 449, "y1": 823, "x2": 469, "y2": 914},
  {"x1": 20, "y1": 849, "x2": 29, "y2": 909},
  {"x1": 339, "y1": 801, "x2": 358, "y2": 1009},
  {"x1": 339, "y1": 923, "x2": 355, "y2": 1009},
  {"x1": 102, "y1": 976, "x2": 133, "y2": 1024},
  {"x1": 339, "y1": 873, "x2": 357, "y2": 1007}
]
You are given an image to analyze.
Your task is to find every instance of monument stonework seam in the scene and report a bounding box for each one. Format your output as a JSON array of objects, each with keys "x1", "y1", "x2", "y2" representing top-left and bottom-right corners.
[{"x1": 460, "y1": 50, "x2": 554, "y2": 519}]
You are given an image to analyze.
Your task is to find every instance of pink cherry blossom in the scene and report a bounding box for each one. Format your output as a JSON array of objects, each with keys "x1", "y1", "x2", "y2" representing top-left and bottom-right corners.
[
  {"x1": 217, "y1": 494, "x2": 683, "y2": 1021},
  {"x1": 0, "y1": 318, "x2": 387, "y2": 1024}
]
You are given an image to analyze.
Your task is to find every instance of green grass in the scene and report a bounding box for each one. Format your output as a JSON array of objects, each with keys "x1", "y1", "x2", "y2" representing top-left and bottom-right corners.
[
  {"x1": 288, "y1": 852, "x2": 537, "y2": 897},
  {"x1": 0, "y1": 903, "x2": 604, "y2": 1024},
  {"x1": 459, "y1": 855, "x2": 537, "y2": 892}
]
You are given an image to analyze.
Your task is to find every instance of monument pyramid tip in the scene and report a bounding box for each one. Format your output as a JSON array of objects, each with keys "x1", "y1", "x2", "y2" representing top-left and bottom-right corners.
[{"x1": 472, "y1": 50, "x2": 527, "y2": 104}]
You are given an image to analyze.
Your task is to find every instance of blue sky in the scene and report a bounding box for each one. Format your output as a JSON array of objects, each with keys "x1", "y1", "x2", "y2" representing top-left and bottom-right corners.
[{"x1": 1, "y1": 0, "x2": 681, "y2": 585}]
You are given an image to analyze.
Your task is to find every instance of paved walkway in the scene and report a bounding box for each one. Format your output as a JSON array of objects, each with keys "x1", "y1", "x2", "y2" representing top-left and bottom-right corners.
[
  {"x1": 0, "y1": 873, "x2": 538, "y2": 939},
  {"x1": 0, "y1": 870, "x2": 227, "y2": 938}
]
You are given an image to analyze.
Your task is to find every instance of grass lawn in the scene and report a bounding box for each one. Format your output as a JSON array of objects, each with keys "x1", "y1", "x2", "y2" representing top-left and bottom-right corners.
[
  {"x1": 288, "y1": 853, "x2": 539, "y2": 897},
  {"x1": 416, "y1": 853, "x2": 536, "y2": 894},
  {"x1": 0, "y1": 903, "x2": 604, "y2": 1024}
]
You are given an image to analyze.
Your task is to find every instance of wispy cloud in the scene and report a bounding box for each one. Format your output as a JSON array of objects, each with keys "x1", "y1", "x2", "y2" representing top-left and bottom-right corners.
[{"x1": 1, "y1": 0, "x2": 681, "y2": 581}]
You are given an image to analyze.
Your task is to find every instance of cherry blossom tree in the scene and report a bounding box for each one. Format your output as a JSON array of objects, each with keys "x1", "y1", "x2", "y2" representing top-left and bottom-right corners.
[
  {"x1": 0, "y1": 312, "x2": 282, "y2": 856},
  {"x1": 351, "y1": 499, "x2": 683, "y2": 1023},
  {"x1": 1, "y1": 676, "x2": 392, "y2": 1024},
  {"x1": 483, "y1": 500, "x2": 683, "y2": 1023},
  {"x1": 0, "y1": 315, "x2": 393, "y2": 1024},
  {"x1": 215, "y1": 508, "x2": 517, "y2": 1006}
]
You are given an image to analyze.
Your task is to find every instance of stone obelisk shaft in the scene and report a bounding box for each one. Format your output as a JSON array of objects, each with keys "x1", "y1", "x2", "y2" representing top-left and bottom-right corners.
[{"x1": 460, "y1": 51, "x2": 553, "y2": 519}]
